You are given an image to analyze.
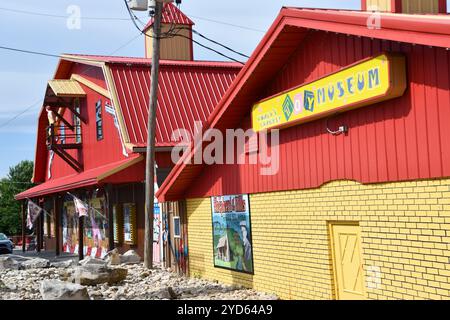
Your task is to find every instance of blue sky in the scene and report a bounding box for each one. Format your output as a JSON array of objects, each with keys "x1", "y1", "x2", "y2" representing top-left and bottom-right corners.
[{"x1": 2, "y1": 0, "x2": 444, "y2": 178}]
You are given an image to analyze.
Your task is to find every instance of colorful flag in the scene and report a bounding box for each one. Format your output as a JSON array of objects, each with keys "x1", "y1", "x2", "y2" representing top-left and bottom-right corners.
[
  {"x1": 90, "y1": 214, "x2": 102, "y2": 241},
  {"x1": 27, "y1": 200, "x2": 43, "y2": 230},
  {"x1": 73, "y1": 196, "x2": 89, "y2": 217}
]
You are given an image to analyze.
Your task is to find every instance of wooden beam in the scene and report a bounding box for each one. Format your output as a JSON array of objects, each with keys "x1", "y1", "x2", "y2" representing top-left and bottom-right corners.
[
  {"x1": 78, "y1": 208, "x2": 84, "y2": 261},
  {"x1": 22, "y1": 201, "x2": 26, "y2": 252},
  {"x1": 50, "y1": 109, "x2": 74, "y2": 131},
  {"x1": 65, "y1": 103, "x2": 86, "y2": 124},
  {"x1": 54, "y1": 195, "x2": 61, "y2": 256},
  {"x1": 52, "y1": 146, "x2": 83, "y2": 172},
  {"x1": 106, "y1": 185, "x2": 115, "y2": 251},
  {"x1": 71, "y1": 74, "x2": 111, "y2": 99}
]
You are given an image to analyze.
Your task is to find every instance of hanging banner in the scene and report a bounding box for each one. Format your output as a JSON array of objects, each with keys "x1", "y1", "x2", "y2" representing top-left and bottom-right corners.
[
  {"x1": 211, "y1": 194, "x2": 253, "y2": 274},
  {"x1": 26, "y1": 200, "x2": 43, "y2": 230},
  {"x1": 73, "y1": 195, "x2": 89, "y2": 217},
  {"x1": 252, "y1": 53, "x2": 407, "y2": 132}
]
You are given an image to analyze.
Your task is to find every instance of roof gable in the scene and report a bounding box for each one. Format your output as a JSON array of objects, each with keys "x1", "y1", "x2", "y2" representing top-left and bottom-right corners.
[
  {"x1": 144, "y1": 2, "x2": 194, "y2": 31},
  {"x1": 156, "y1": 7, "x2": 450, "y2": 202}
]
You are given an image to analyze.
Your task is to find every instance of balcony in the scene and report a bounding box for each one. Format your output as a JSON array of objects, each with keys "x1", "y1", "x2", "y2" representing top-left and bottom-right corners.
[{"x1": 46, "y1": 124, "x2": 83, "y2": 172}]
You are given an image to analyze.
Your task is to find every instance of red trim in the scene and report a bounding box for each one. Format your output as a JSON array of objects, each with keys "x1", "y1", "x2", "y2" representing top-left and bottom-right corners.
[
  {"x1": 391, "y1": 0, "x2": 402, "y2": 13},
  {"x1": 361, "y1": 0, "x2": 367, "y2": 11},
  {"x1": 439, "y1": 0, "x2": 447, "y2": 13}
]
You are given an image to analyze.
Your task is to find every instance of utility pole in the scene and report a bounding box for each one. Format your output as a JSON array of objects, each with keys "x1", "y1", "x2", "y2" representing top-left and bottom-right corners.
[{"x1": 144, "y1": 0, "x2": 163, "y2": 269}]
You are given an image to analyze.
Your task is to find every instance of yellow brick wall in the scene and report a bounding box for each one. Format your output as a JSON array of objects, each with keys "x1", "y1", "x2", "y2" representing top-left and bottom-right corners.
[{"x1": 186, "y1": 179, "x2": 450, "y2": 300}]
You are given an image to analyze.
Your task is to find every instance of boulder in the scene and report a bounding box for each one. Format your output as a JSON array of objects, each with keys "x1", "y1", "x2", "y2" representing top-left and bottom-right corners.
[
  {"x1": 79, "y1": 256, "x2": 106, "y2": 266},
  {"x1": 120, "y1": 250, "x2": 141, "y2": 264},
  {"x1": 104, "y1": 249, "x2": 121, "y2": 266},
  {"x1": 70, "y1": 264, "x2": 128, "y2": 286},
  {"x1": 21, "y1": 258, "x2": 50, "y2": 269},
  {"x1": 0, "y1": 256, "x2": 20, "y2": 270},
  {"x1": 40, "y1": 279, "x2": 90, "y2": 300},
  {"x1": 50, "y1": 260, "x2": 75, "y2": 268}
]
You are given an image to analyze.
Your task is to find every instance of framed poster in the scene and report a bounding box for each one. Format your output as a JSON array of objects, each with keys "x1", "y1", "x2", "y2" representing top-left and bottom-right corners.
[{"x1": 211, "y1": 194, "x2": 253, "y2": 274}]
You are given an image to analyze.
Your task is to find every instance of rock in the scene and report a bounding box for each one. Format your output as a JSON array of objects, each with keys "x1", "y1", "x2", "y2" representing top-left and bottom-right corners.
[
  {"x1": 50, "y1": 260, "x2": 75, "y2": 268},
  {"x1": 120, "y1": 250, "x2": 141, "y2": 264},
  {"x1": 104, "y1": 249, "x2": 121, "y2": 266},
  {"x1": 167, "y1": 286, "x2": 180, "y2": 300},
  {"x1": 0, "y1": 256, "x2": 20, "y2": 270},
  {"x1": 70, "y1": 265, "x2": 128, "y2": 286},
  {"x1": 21, "y1": 257, "x2": 50, "y2": 269},
  {"x1": 79, "y1": 256, "x2": 106, "y2": 266},
  {"x1": 40, "y1": 279, "x2": 90, "y2": 300}
]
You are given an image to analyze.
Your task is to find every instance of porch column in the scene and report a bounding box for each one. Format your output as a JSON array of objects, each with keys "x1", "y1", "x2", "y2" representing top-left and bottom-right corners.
[
  {"x1": 36, "y1": 198, "x2": 41, "y2": 253},
  {"x1": 78, "y1": 214, "x2": 84, "y2": 261},
  {"x1": 21, "y1": 201, "x2": 26, "y2": 252},
  {"x1": 106, "y1": 184, "x2": 115, "y2": 251},
  {"x1": 54, "y1": 195, "x2": 61, "y2": 256}
]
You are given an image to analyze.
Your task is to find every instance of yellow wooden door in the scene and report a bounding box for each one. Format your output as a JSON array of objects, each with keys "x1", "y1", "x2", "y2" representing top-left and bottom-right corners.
[{"x1": 330, "y1": 223, "x2": 366, "y2": 300}]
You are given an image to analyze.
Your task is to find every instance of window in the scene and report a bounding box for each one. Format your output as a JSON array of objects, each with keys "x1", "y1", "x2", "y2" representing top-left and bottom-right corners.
[
  {"x1": 173, "y1": 216, "x2": 181, "y2": 238},
  {"x1": 73, "y1": 98, "x2": 82, "y2": 143},
  {"x1": 95, "y1": 99, "x2": 103, "y2": 141},
  {"x1": 60, "y1": 123, "x2": 66, "y2": 144}
]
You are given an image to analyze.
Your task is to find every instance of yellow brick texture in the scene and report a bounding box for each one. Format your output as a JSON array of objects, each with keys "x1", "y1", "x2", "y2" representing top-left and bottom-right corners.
[{"x1": 186, "y1": 179, "x2": 450, "y2": 300}]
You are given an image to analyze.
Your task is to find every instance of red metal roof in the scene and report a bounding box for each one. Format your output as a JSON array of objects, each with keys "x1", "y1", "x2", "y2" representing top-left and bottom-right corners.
[
  {"x1": 16, "y1": 155, "x2": 143, "y2": 200},
  {"x1": 144, "y1": 2, "x2": 194, "y2": 31},
  {"x1": 104, "y1": 58, "x2": 242, "y2": 147},
  {"x1": 156, "y1": 7, "x2": 450, "y2": 202}
]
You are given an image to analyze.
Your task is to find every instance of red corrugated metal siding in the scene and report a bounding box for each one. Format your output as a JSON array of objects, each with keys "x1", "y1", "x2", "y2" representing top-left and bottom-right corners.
[
  {"x1": 109, "y1": 64, "x2": 240, "y2": 147},
  {"x1": 184, "y1": 31, "x2": 450, "y2": 198}
]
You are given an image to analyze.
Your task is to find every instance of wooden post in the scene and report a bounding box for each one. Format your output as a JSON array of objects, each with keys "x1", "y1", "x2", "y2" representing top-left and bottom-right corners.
[
  {"x1": 54, "y1": 195, "x2": 61, "y2": 256},
  {"x1": 78, "y1": 215, "x2": 84, "y2": 260},
  {"x1": 36, "y1": 199, "x2": 41, "y2": 253},
  {"x1": 22, "y1": 201, "x2": 26, "y2": 252},
  {"x1": 144, "y1": 0, "x2": 163, "y2": 269},
  {"x1": 106, "y1": 185, "x2": 115, "y2": 251}
]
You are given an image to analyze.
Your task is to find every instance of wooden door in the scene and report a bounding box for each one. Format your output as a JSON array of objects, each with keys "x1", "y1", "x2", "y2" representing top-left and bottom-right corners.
[{"x1": 330, "y1": 223, "x2": 366, "y2": 300}]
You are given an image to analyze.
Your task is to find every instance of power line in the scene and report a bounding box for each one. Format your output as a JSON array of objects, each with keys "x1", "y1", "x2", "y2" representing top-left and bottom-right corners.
[
  {"x1": 0, "y1": 6, "x2": 147, "y2": 21},
  {"x1": 0, "y1": 99, "x2": 43, "y2": 129},
  {"x1": 0, "y1": 33, "x2": 142, "y2": 128},
  {"x1": 0, "y1": 5, "x2": 263, "y2": 33},
  {"x1": 186, "y1": 14, "x2": 265, "y2": 33},
  {"x1": 0, "y1": 46, "x2": 60, "y2": 59},
  {"x1": 192, "y1": 29, "x2": 249, "y2": 58}
]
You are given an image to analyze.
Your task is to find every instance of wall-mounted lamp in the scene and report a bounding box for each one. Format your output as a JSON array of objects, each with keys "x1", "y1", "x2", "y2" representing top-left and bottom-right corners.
[{"x1": 326, "y1": 115, "x2": 349, "y2": 136}]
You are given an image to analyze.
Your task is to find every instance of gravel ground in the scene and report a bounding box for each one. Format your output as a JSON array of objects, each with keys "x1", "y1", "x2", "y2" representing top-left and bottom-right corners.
[{"x1": 0, "y1": 263, "x2": 278, "y2": 300}]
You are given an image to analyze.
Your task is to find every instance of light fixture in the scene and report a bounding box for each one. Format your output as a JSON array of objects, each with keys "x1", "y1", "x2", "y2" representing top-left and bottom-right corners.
[{"x1": 326, "y1": 115, "x2": 348, "y2": 136}]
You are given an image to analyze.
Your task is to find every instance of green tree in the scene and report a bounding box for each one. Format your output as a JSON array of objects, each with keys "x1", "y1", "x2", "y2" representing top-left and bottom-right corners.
[{"x1": 0, "y1": 160, "x2": 34, "y2": 235}]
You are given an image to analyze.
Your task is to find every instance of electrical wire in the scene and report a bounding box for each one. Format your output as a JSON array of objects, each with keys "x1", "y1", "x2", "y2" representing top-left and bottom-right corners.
[
  {"x1": 0, "y1": 33, "x2": 142, "y2": 128},
  {"x1": 0, "y1": 99, "x2": 43, "y2": 129},
  {"x1": 0, "y1": 5, "x2": 263, "y2": 33},
  {"x1": 185, "y1": 14, "x2": 265, "y2": 33},
  {"x1": 0, "y1": 6, "x2": 144, "y2": 21}
]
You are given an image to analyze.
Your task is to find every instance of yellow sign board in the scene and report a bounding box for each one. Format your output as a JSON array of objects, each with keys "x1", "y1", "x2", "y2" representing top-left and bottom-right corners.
[{"x1": 252, "y1": 53, "x2": 406, "y2": 132}]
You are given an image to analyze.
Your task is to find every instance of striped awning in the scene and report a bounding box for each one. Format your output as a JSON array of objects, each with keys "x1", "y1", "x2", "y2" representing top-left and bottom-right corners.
[{"x1": 48, "y1": 80, "x2": 86, "y2": 97}]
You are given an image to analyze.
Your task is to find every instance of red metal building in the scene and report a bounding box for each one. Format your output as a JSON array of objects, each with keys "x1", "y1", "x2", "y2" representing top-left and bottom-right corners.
[{"x1": 15, "y1": 4, "x2": 242, "y2": 262}]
